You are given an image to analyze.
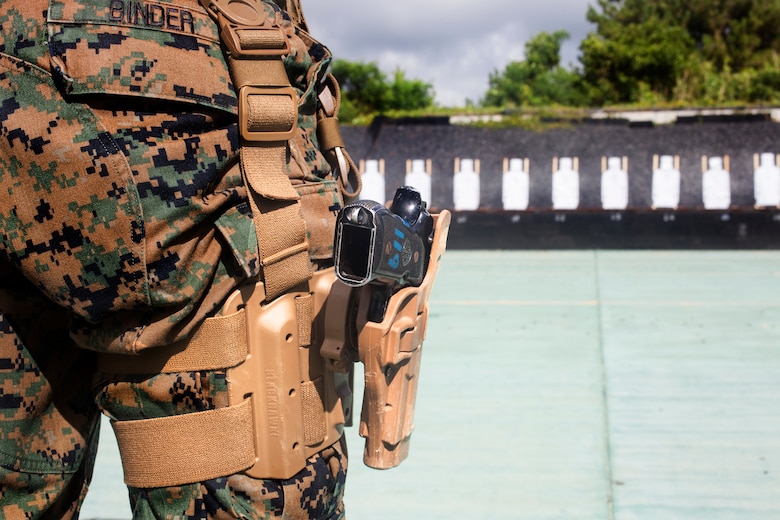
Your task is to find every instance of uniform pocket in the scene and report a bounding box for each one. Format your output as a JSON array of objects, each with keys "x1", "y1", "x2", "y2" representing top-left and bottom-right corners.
[
  {"x1": 47, "y1": 0, "x2": 236, "y2": 114},
  {"x1": 0, "y1": 53, "x2": 148, "y2": 322},
  {"x1": 296, "y1": 180, "x2": 342, "y2": 260}
]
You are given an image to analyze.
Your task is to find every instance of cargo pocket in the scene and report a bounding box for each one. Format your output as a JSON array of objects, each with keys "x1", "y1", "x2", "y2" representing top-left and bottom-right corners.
[
  {"x1": 215, "y1": 202, "x2": 260, "y2": 280},
  {"x1": 31, "y1": 0, "x2": 241, "y2": 325},
  {"x1": 0, "y1": 285, "x2": 100, "y2": 477},
  {"x1": 0, "y1": 53, "x2": 148, "y2": 323}
]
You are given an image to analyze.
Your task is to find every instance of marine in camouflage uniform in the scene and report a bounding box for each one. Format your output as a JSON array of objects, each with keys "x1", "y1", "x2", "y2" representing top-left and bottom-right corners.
[{"x1": 0, "y1": 0, "x2": 351, "y2": 517}]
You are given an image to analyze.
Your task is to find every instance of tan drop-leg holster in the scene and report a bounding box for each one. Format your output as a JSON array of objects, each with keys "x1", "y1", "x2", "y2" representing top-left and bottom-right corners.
[
  {"x1": 99, "y1": 212, "x2": 449, "y2": 488},
  {"x1": 323, "y1": 211, "x2": 451, "y2": 470},
  {"x1": 99, "y1": 204, "x2": 448, "y2": 486}
]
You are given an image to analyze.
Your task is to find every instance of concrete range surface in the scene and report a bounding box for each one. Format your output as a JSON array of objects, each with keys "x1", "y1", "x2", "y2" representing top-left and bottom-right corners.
[{"x1": 82, "y1": 250, "x2": 780, "y2": 519}]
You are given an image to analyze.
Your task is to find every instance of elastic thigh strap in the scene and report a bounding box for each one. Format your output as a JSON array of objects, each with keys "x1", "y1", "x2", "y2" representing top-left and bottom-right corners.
[
  {"x1": 112, "y1": 399, "x2": 255, "y2": 488},
  {"x1": 98, "y1": 309, "x2": 256, "y2": 487}
]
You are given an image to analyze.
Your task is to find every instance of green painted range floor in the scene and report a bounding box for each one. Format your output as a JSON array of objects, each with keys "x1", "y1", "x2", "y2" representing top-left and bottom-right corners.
[{"x1": 82, "y1": 251, "x2": 780, "y2": 519}]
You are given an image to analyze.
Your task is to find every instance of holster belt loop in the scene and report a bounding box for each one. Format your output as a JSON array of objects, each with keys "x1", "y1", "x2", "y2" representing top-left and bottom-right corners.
[{"x1": 112, "y1": 399, "x2": 256, "y2": 488}]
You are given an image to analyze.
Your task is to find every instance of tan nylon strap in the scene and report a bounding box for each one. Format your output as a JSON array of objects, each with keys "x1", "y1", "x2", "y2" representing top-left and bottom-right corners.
[
  {"x1": 241, "y1": 144, "x2": 299, "y2": 199},
  {"x1": 302, "y1": 378, "x2": 326, "y2": 446},
  {"x1": 295, "y1": 293, "x2": 313, "y2": 346},
  {"x1": 228, "y1": 56, "x2": 289, "y2": 88},
  {"x1": 112, "y1": 399, "x2": 256, "y2": 488},
  {"x1": 262, "y1": 243, "x2": 311, "y2": 300},
  {"x1": 316, "y1": 117, "x2": 344, "y2": 151},
  {"x1": 236, "y1": 27, "x2": 287, "y2": 51},
  {"x1": 316, "y1": 74, "x2": 361, "y2": 200},
  {"x1": 98, "y1": 310, "x2": 248, "y2": 374},
  {"x1": 217, "y1": 7, "x2": 312, "y2": 301},
  {"x1": 241, "y1": 143, "x2": 311, "y2": 299},
  {"x1": 245, "y1": 93, "x2": 297, "y2": 133}
]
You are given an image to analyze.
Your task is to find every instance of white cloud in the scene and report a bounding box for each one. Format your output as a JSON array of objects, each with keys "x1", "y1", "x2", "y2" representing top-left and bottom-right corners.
[{"x1": 304, "y1": 0, "x2": 594, "y2": 106}]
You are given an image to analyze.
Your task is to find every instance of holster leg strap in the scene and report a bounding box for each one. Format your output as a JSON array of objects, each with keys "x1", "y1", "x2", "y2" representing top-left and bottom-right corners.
[
  {"x1": 99, "y1": 269, "x2": 349, "y2": 487},
  {"x1": 97, "y1": 309, "x2": 248, "y2": 374},
  {"x1": 112, "y1": 399, "x2": 255, "y2": 489}
]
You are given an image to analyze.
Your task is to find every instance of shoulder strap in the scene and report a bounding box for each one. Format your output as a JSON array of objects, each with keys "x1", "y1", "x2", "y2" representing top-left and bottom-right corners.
[{"x1": 202, "y1": 0, "x2": 312, "y2": 301}]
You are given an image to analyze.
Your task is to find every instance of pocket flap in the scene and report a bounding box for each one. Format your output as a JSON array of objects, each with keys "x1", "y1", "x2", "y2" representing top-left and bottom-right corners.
[
  {"x1": 47, "y1": 0, "x2": 236, "y2": 113},
  {"x1": 297, "y1": 179, "x2": 342, "y2": 260}
]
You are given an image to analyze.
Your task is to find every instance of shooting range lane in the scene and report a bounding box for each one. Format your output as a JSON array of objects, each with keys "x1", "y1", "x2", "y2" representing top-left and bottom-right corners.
[
  {"x1": 596, "y1": 251, "x2": 780, "y2": 520},
  {"x1": 81, "y1": 251, "x2": 780, "y2": 519},
  {"x1": 343, "y1": 251, "x2": 612, "y2": 519}
]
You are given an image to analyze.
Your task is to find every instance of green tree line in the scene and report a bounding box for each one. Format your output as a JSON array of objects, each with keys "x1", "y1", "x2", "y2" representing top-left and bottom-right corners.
[
  {"x1": 576, "y1": 0, "x2": 780, "y2": 106},
  {"x1": 334, "y1": 0, "x2": 780, "y2": 121},
  {"x1": 330, "y1": 60, "x2": 434, "y2": 122}
]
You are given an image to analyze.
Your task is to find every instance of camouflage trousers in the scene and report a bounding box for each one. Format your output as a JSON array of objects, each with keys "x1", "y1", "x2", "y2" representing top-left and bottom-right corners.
[{"x1": 0, "y1": 266, "x2": 348, "y2": 519}]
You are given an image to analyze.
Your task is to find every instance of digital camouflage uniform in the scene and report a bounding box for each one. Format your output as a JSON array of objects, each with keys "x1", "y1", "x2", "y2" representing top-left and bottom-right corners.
[{"x1": 0, "y1": 0, "x2": 349, "y2": 517}]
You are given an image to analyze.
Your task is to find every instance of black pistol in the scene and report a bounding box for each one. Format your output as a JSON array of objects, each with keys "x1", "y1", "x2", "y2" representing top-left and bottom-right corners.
[{"x1": 334, "y1": 186, "x2": 434, "y2": 322}]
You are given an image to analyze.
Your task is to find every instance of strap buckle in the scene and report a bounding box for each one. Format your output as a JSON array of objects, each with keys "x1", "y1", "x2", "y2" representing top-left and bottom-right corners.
[
  {"x1": 239, "y1": 86, "x2": 298, "y2": 142},
  {"x1": 204, "y1": 0, "x2": 264, "y2": 26},
  {"x1": 222, "y1": 22, "x2": 291, "y2": 58},
  {"x1": 202, "y1": 0, "x2": 290, "y2": 58}
]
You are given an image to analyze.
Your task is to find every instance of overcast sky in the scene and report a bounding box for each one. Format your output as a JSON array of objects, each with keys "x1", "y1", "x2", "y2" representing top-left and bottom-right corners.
[{"x1": 304, "y1": 0, "x2": 595, "y2": 107}]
